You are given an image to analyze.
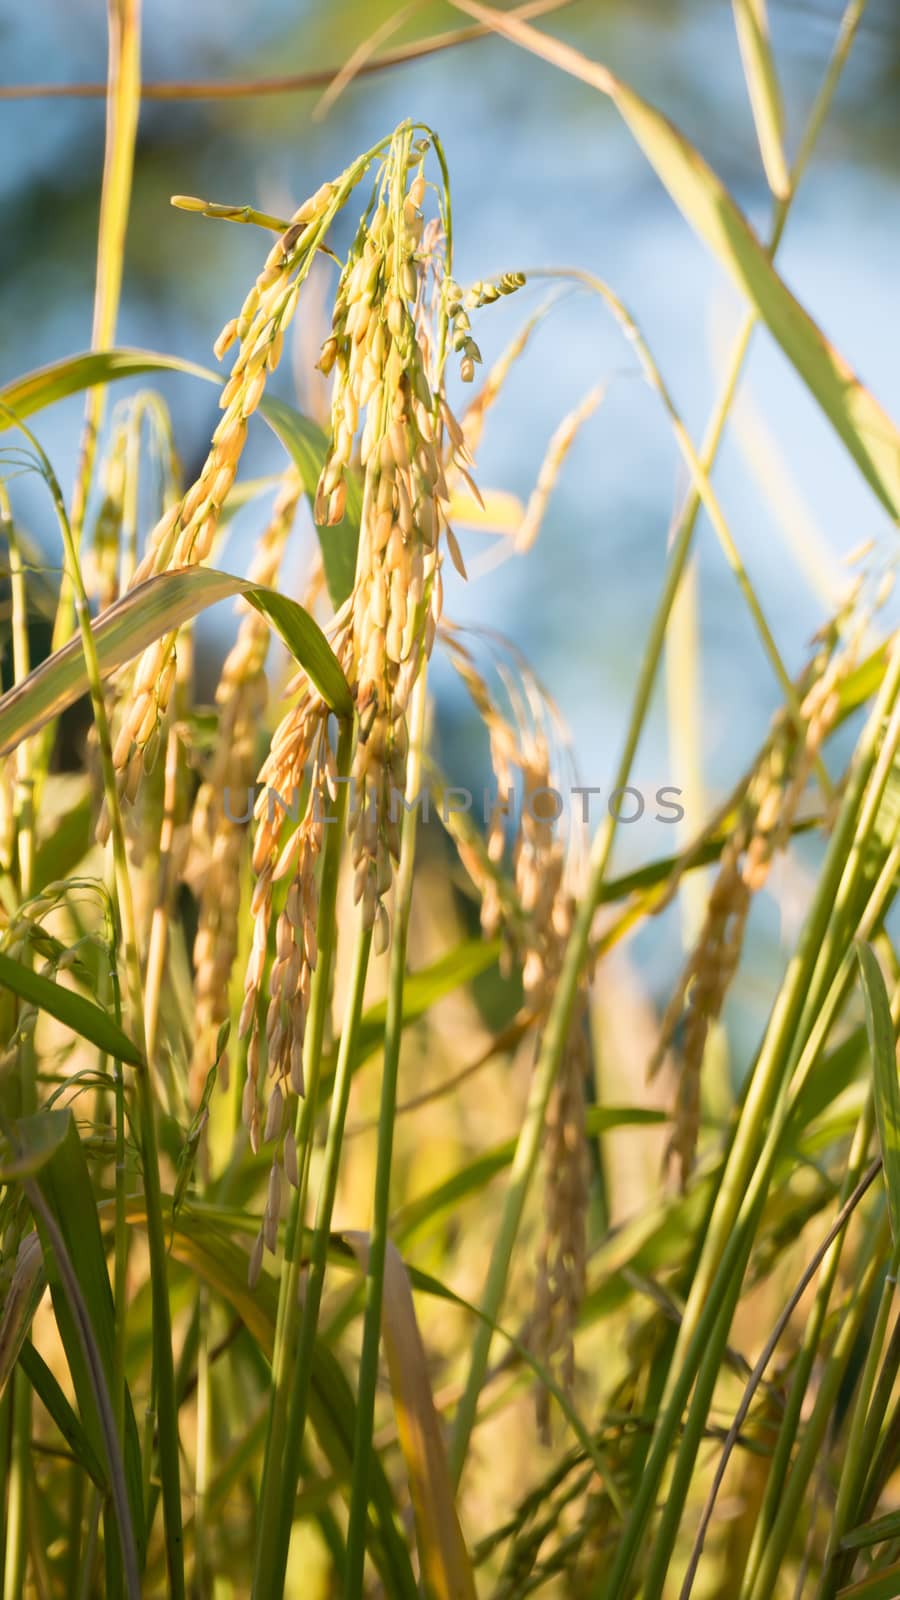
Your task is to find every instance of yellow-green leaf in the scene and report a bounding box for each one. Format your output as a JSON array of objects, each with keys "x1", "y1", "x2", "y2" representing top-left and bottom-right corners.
[
  {"x1": 0, "y1": 347, "x2": 362, "y2": 607},
  {"x1": 0, "y1": 565, "x2": 352, "y2": 757},
  {"x1": 732, "y1": 0, "x2": 790, "y2": 199},
  {"x1": 0, "y1": 953, "x2": 144, "y2": 1066},
  {"x1": 345, "y1": 1234, "x2": 476, "y2": 1600},
  {"x1": 451, "y1": 1, "x2": 900, "y2": 519},
  {"x1": 856, "y1": 940, "x2": 900, "y2": 1248}
]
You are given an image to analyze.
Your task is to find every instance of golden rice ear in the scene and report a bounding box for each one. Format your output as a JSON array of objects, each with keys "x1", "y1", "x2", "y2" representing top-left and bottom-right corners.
[{"x1": 188, "y1": 470, "x2": 302, "y2": 1106}]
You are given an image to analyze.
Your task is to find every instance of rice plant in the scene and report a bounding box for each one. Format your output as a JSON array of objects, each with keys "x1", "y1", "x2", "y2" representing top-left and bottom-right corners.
[{"x1": 2, "y1": 1, "x2": 900, "y2": 1596}]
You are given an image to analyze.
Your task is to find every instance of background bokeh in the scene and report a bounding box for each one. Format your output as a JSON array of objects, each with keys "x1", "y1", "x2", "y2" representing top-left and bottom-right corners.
[{"x1": 4, "y1": 0, "x2": 900, "y2": 1058}]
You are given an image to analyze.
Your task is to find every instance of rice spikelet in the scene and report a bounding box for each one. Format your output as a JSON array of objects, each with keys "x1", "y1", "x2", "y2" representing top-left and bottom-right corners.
[
  {"x1": 651, "y1": 612, "x2": 863, "y2": 1186},
  {"x1": 113, "y1": 177, "x2": 343, "y2": 779},
  {"x1": 238, "y1": 127, "x2": 493, "y2": 1251},
  {"x1": 188, "y1": 469, "x2": 302, "y2": 1103}
]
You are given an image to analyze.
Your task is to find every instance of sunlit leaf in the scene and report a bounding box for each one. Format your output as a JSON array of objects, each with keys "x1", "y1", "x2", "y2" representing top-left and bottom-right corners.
[
  {"x1": 856, "y1": 940, "x2": 900, "y2": 1248},
  {"x1": 0, "y1": 347, "x2": 362, "y2": 606},
  {"x1": 461, "y1": 6, "x2": 900, "y2": 518},
  {"x1": 31, "y1": 1114, "x2": 146, "y2": 1571},
  {"x1": 344, "y1": 1235, "x2": 476, "y2": 1600},
  {"x1": 0, "y1": 565, "x2": 352, "y2": 758},
  {"x1": 732, "y1": 0, "x2": 790, "y2": 199},
  {"x1": 0, "y1": 952, "x2": 143, "y2": 1066}
]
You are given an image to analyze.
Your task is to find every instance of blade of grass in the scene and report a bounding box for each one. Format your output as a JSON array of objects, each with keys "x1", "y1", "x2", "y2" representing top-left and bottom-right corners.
[
  {"x1": 0, "y1": 411, "x2": 185, "y2": 1597},
  {"x1": 0, "y1": 562, "x2": 352, "y2": 755},
  {"x1": 16, "y1": 1131, "x2": 140, "y2": 1597},
  {"x1": 18, "y1": 1340, "x2": 107, "y2": 1492},
  {"x1": 732, "y1": 0, "x2": 790, "y2": 198},
  {"x1": 679, "y1": 1145, "x2": 881, "y2": 1597},
  {"x1": 630, "y1": 677, "x2": 900, "y2": 1597},
  {"x1": 745, "y1": 1210, "x2": 892, "y2": 1600},
  {"x1": 345, "y1": 664, "x2": 428, "y2": 1598},
  {"x1": 0, "y1": 348, "x2": 362, "y2": 605},
  {"x1": 0, "y1": 953, "x2": 143, "y2": 1067},
  {"x1": 344, "y1": 1234, "x2": 476, "y2": 1600},
  {"x1": 450, "y1": 0, "x2": 900, "y2": 519},
  {"x1": 446, "y1": 0, "x2": 870, "y2": 1489},
  {"x1": 816, "y1": 947, "x2": 900, "y2": 1593},
  {"x1": 858, "y1": 942, "x2": 900, "y2": 1249}
]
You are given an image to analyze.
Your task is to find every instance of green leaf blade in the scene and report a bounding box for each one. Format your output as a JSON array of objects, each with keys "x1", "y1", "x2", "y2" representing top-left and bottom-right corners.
[
  {"x1": 856, "y1": 940, "x2": 900, "y2": 1248},
  {"x1": 0, "y1": 952, "x2": 143, "y2": 1066},
  {"x1": 732, "y1": 0, "x2": 790, "y2": 200},
  {"x1": 0, "y1": 347, "x2": 362, "y2": 606},
  {"x1": 0, "y1": 565, "x2": 352, "y2": 757}
]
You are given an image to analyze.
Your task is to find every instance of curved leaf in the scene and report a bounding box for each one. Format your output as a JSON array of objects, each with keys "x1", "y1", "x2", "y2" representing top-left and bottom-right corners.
[
  {"x1": 0, "y1": 347, "x2": 361, "y2": 606},
  {"x1": 19, "y1": 1338, "x2": 107, "y2": 1489},
  {"x1": 856, "y1": 940, "x2": 900, "y2": 1248},
  {"x1": 121, "y1": 1204, "x2": 418, "y2": 1599},
  {"x1": 732, "y1": 0, "x2": 789, "y2": 200},
  {"x1": 0, "y1": 952, "x2": 143, "y2": 1066},
  {"x1": 31, "y1": 1114, "x2": 145, "y2": 1578},
  {"x1": 344, "y1": 1235, "x2": 476, "y2": 1600},
  {"x1": 455, "y1": 2, "x2": 900, "y2": 519},
  {"x1": 0, "y1": 1233, "x2": 45, "y2": 1399},
  {"x1": 0, "y1": 564, "x2": 352, "y2": 757}
]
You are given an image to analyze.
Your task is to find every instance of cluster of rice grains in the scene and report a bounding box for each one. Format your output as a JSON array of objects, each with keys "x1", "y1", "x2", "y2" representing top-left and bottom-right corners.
[
  {"x1": 229, "y1": 127, "x2": 514, "y2": 1276},
  {"x1": 445, "y1": 634, "x2": 590, "y2": 1435},
  {"x1": 110, "y1": 175, "x2": 344, "y2": 792},
  {"x1": 187, "y1": 470, "x2": 301, "y2": 1104},
  {"x1": 650, "y1": 604, "x2": 867, "y2": 1187}
]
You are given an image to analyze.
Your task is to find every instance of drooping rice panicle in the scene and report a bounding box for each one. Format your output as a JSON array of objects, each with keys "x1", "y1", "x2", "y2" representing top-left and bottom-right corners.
[
  {"x1": 444, "y1": 627, "x2": 590, "y2": 1425},
  {"x1": 187, "y1": 469, "x2": 302, "y2": 1103},
  {"x1": 651, "y1": 599, "x2": 870, "y2": 1186},
  {"x1": 113, "y1": 177, "x2": 348, "y2": 782},
  {"x1": 237, "y1": 129, "x2": 482, "y2": 1259}
]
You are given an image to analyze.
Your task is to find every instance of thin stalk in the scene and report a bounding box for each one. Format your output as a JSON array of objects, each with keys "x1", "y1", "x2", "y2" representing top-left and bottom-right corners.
[
  {"x1": 255, "y1": 919, "x2": 373, "y2": 1599},
  {"x1": 734, "y1": 1089, "x2": 877, "y2": 1592},
  {"x1": 2, "y1": 1374, "x2": 29, "y2": 1600},
  {"x1": 4, "y1": 493, "x2": 34, "y2": 900},
  {"x1": 0, "y1": 1392, "x2": 9, "y2": 1584},
  {"x1": 609, "y1": 667, "x2": 900, "y2": 1595},
  {"x1": 819, "y1": 1244, "x2": 900, "y2": 1596},
  {"x1": 344, "y1": 668, "x2": 429, "y2": 1598},
  {"x1": 743, "y1": 966, "x2": 896, "y2": 1580},
  {"x1": 746, "y1": 1211, "x2": 892, "y2": 1600},
  {"x1": 447, "y1": 0, "x2": 867, "y2": 1485},
  {"x1": 105, "y1": 907, "x2": 129, "y2": 1449},
  {"x1": 54, "y1": 0, "x2": 140, "y2": 646},
  {"x1": 679, "y1": 1137, "x2": 881, "y2": 1599},
  {"x1": 192, "y1": 1286, "x2": 211, "y2": 1600},
  {"x1": 77, "y1": 1493, "x2": 103, "y2": 1600},
  {"x1": 531, "y1": 267, "x2": 829, "y2": 791},
  {"x1": 252, "y1": 716, "x2": 354, "y2": 1592},
  {"x1": 741, "y1": 960, "x2": 900, "y2": 1588},
  {"x1": 2, "y1": 488, "x2": 34, "y2": 1600},
  {"x1": 1, "y1": 413, "x2": 185, "y2": 1598},
  {"x1": 850, "y1": 1313, "x2": 900, "y2": 1545},
  {"x1": 64, "y1": 1465, "x2": 86, "y2": 1600}
]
